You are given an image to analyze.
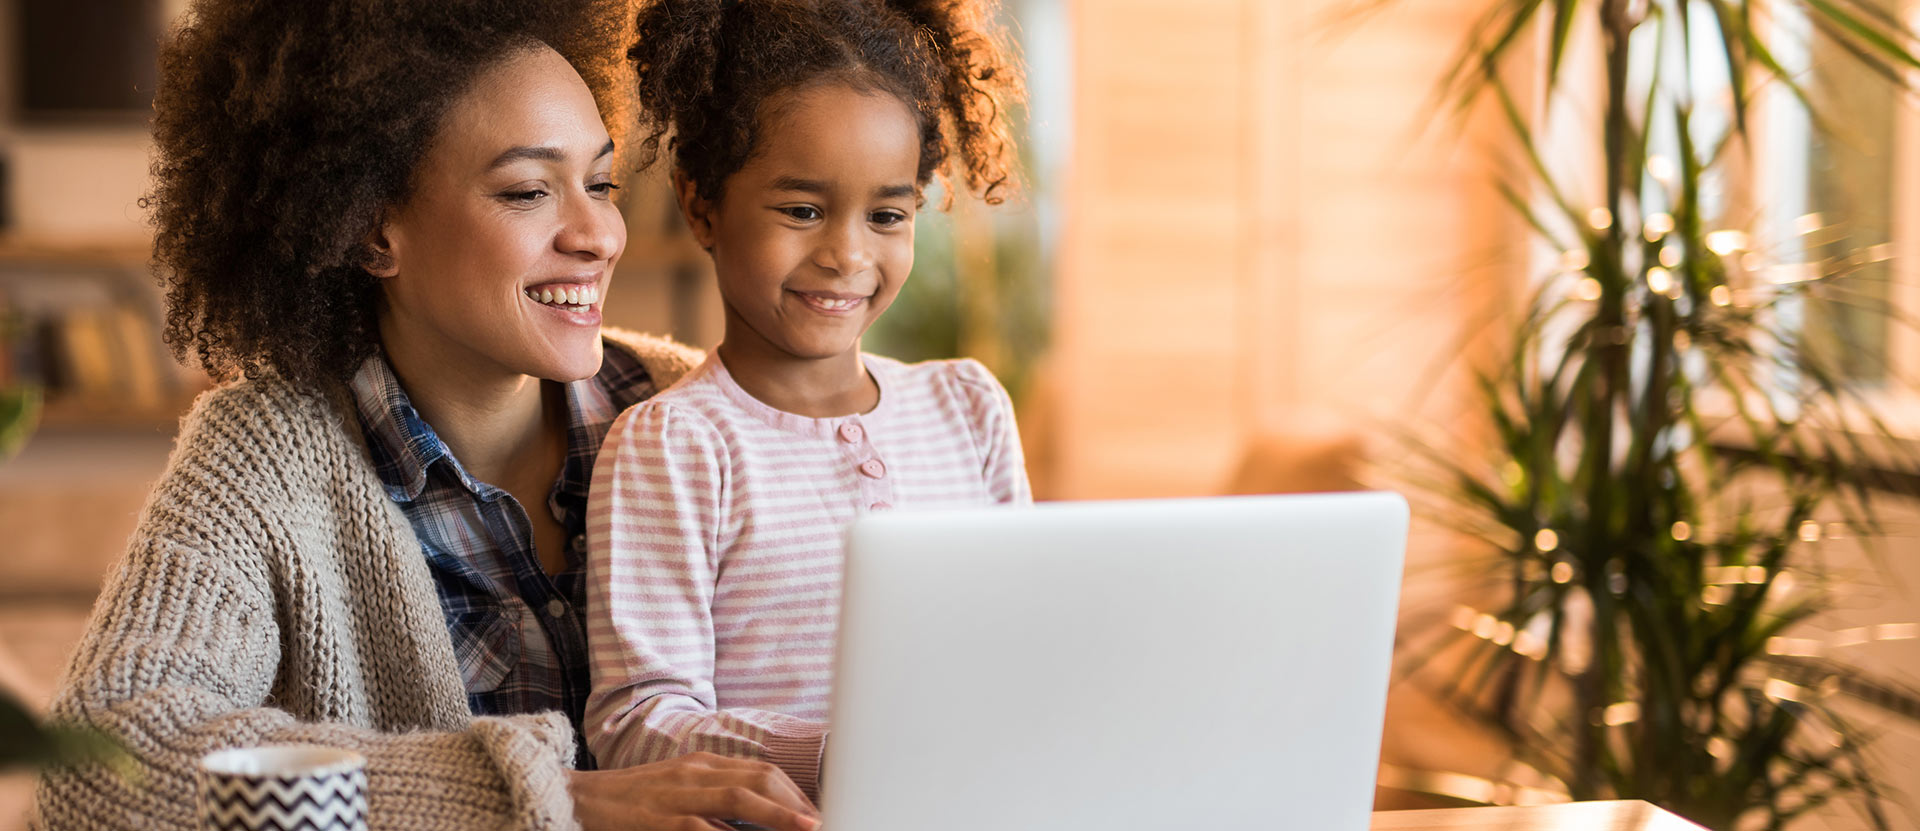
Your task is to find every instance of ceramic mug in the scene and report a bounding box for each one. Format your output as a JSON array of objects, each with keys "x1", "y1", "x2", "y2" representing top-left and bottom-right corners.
[{"x1": 198, "y1": 745, "x2": 368, "y2": 831}]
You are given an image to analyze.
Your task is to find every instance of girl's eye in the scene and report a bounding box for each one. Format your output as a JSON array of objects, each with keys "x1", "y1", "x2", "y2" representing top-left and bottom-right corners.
[
  {"x1": 871, "y1": 210, "x2": 909, "y2": 228},
  {"x1": 781, "y1": 206, "x2": 822, "y2": 222}
]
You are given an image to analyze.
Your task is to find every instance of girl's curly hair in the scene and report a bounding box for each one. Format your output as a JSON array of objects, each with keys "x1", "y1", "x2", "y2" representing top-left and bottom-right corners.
[
  {"x1": 628, "y1": 0, "x2": 1024, "y2": 206},
  {"x1": 149, "y1": 0, "x2": 635, "y2": 389}
]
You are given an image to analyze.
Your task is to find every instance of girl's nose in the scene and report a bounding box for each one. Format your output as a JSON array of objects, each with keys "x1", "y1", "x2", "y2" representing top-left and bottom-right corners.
[{"x1": 813, "y1": 221, "x2": 876, "y2": 276}]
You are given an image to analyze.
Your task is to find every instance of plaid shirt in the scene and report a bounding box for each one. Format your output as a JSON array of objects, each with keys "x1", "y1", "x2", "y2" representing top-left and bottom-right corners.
[{"x1": 352, "y1": 341, "x2": 655, "y2": 768}]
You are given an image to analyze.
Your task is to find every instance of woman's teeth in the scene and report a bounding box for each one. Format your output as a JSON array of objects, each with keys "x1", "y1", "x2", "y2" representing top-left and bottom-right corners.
[{"x1": 526, "y1": 285, "x2": 598, "y2": 310}]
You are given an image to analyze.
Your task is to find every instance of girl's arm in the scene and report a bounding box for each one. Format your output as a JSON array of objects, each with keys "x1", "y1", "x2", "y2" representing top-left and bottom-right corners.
[
  {"x1": 955, "y1": 359, "x2": 1033, "y2": 505},
  {"x1": 583, "y1": 403, "x2": 830, "y2": 798}
]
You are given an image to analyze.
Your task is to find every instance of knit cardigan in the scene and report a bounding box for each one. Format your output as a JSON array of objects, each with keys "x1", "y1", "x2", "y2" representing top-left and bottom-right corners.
[{"x1": 33, "y1": 330, "x2": 701, "y2": 831}]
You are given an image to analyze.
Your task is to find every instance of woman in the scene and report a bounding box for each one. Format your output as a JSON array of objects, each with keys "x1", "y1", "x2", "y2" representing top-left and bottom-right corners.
[{"x1": 33, "y1": 1, "x2": 818, "y2": 829}]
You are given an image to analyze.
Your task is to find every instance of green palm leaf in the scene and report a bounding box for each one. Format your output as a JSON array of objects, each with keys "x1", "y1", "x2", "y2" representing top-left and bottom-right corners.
[{"x1": 1366, "y1": 0, "x2": 1920, "y2": 826}]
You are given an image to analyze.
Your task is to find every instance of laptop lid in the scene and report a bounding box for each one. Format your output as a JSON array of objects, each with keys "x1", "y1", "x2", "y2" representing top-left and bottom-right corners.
[{"x1": 820, "y1": 492, "x2": 1409, "y2": 831}]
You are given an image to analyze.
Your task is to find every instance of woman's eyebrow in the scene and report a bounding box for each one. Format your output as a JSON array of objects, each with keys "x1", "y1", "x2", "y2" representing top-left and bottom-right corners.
[{"x1": 487, "y1": 140, "x2": 616, "y2": 170}]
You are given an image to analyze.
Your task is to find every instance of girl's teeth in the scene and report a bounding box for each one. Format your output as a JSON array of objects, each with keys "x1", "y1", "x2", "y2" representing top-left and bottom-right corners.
[{"x1": 807, "y1": 295, "x2": 858, "y2": 310}]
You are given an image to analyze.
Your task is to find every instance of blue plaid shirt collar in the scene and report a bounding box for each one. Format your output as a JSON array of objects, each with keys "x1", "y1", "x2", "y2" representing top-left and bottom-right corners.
[
  {"x1": 350, "y1": 343, "x2": 643, "y2": 509},
  {"x1": 351, "y1": 357, "x2": 463, "y2": 504}
]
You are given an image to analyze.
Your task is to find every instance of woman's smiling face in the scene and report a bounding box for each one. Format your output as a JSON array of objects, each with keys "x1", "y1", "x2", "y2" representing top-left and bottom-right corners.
[
  {"x1": 373, "y1": 43, "x2": 625, "y2": 383},
  {"x1": 681, "y1": 81, "x2": 922, "y2": 367}
]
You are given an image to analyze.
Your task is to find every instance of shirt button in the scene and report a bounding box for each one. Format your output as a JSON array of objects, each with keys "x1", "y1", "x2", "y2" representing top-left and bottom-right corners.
[
  {"x1": 838, "y1": 423, "x2": 865, "y2": 443},
  {"x1": 870, "y1": 501, "x2": 892, "y2": 511},
  {"x1": 859, "y1": 459, "x2": 887, "y2": 479},
  {"x1": 571, "y1": 534, "x2": 587, "y2": 552},
  {"x1": 546, "y1": 599, "x2": 567, "y2": 618}
]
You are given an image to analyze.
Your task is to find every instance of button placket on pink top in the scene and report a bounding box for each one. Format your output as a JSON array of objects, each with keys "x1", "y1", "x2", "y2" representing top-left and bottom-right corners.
[{"x1": 835, "y1": 416, "x2": 894, "y2": 512}]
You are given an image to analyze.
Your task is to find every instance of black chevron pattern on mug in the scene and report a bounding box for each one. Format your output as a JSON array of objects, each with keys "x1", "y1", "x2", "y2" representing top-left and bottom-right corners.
[{"x1": 198, "y1": 768, "x2": 369, "y2": 831}]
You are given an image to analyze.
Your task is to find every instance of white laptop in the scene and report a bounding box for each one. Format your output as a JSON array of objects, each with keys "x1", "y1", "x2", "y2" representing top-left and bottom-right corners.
[{"x1": 817, "y1": 491, "x2": 1409, "y2": 831}]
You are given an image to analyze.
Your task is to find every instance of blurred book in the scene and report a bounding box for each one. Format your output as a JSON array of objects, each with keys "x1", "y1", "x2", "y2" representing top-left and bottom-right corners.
[
  {"x1": 0, "y1": 253, "x2": 199, "y2": 427},
  {"x1": 40, "y1": 305, "x2": 170, "y2": 412}
]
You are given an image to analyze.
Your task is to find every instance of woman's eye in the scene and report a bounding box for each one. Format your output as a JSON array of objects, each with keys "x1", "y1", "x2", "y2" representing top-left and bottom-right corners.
[
  {"x1": 871, "y1": 210, "x2": 909, "y2": 227},
  {"x1": 503, "y1": 189, "x2": 549, "y2": 204},
  {"x1": 781, "y1": 206, "x2": 822, "y2": 221},
  {"x1": 589, "y1": 182, "x2": 622, "y2": 197}
]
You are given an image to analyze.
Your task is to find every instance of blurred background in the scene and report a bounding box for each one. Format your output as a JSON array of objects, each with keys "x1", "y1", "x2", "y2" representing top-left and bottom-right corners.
[{"x1": 0, "y1": 1, "x2": 1917, "y2": 829}]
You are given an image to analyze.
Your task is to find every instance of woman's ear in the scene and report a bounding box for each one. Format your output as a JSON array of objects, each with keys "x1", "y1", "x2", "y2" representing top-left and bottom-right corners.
[
  {"x1": 362, "y1": 220, "x2": 401, "y2": 278},
  {"x1": 672, "y1": 169, "x2": 717, "y2": 251}
]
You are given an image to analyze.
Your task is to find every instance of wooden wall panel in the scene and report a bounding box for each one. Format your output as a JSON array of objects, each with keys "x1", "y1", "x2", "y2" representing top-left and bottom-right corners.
[{"x1": 1046, "y1": 0, "x2": 1513, "y2": 499}]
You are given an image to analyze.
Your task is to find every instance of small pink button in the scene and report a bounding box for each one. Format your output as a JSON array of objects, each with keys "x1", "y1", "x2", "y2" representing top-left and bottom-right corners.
[
  {"x1": 870, "y1": 501, "x2": 892, "y2": 511},
  {"x1": 838, "y1": 423, "x2": 864, "y2": 443},
  {"x1": 859, "y1": 459, "x2": 887, "y2": 479}
]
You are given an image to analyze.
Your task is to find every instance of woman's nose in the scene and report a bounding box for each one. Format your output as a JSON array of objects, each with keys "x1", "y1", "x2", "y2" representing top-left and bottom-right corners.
[{"x1": 556, "y1": 195, "x2": 625, "y2": 261}]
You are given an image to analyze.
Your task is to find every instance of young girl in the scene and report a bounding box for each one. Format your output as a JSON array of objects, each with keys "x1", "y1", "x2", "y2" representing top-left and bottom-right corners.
[{"x1": 583, "y1": 0, "x2": 1029, "y2": 800}]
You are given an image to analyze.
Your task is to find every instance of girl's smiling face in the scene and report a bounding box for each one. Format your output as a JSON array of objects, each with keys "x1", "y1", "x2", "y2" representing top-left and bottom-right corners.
[{"x1": 679, "y1": 82, "x2": 921, "y2": 369}]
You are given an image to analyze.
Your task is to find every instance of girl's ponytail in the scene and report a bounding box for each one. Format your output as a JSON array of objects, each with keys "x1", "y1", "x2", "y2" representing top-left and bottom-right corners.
[
  {"x1": 879, "y1": 0, "x2": 1024, "y2": 204},
  {"x1": 628, "y1": 0, "x2": 731, "y2": 170}
]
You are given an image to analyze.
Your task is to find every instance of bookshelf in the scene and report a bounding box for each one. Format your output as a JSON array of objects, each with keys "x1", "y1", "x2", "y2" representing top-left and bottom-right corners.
[{"x1": 0, "y1": 238, "x2": 207, "y2": 431}]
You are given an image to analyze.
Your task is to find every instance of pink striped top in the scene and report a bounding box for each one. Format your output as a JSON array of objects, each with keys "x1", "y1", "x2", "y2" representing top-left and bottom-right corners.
[{"x1": 584, "y1": 352, "x2": 1030, "y2": 794}]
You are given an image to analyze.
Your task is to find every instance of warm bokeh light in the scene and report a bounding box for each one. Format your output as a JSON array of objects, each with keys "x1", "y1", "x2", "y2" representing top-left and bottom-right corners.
[
  {"x1": 1642, "y1": 213, "x2": 1674, "y2": 242},
  {"x1": 1645, "y1": 267, "x2": 1674, "y2": 296}
]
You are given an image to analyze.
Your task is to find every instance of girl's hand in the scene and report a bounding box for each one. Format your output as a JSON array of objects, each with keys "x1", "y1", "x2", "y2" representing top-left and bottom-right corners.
[{"x1": 569, "y1": 752, "x2": 821, "y2": 831}]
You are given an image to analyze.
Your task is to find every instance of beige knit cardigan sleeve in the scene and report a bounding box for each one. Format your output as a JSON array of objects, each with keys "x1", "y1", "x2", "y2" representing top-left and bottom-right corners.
[{"x1": 34, "y1": 331, "x2": 701, "y2": 831}]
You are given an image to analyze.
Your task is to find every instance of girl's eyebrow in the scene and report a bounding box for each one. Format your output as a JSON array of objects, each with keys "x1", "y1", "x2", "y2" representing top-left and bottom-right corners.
[
  {"x1": 769, "y1": 176, "x2": 917, "y2": 200},
  {"x1": 487, "y1": 139, "x2": 617, "y2": 170},
  {"x1": 770, "y1": 176, "x2": 828, "y2": 194}
]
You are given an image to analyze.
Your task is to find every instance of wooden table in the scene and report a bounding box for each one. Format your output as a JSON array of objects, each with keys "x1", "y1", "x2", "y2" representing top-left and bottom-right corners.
[{"x1": 1372, "y1": 801, "x2": 1704, "y2": 830}]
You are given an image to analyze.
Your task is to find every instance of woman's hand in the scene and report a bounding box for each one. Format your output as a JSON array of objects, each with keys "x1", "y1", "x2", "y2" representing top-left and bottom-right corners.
[{"x1": 569, "y1": 752, "x2": 821, "y2": 831}]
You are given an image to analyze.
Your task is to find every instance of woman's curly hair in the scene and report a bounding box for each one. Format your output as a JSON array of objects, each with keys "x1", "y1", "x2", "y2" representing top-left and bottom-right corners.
[
  {"x1": 149, "y1": 0, "x2": 635, "y2": 388},
  {"x1": 628, "y1": 0, "x2": 1025, "y2": 206}
]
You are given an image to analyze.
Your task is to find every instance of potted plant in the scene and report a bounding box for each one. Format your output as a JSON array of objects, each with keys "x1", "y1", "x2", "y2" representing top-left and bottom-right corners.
[
  {"x1": 0, "y1": 384, "x2": 38, "y2": 461},
  {"x1": 0, "y1": 320, "x2": 115, "y2": 773},
  {"x1": 1, "y1": 689, "x2": 118, "y2": 773},
  {"x1": 1387, "y1": 1, "x2": 1920, "y2": 828}
]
